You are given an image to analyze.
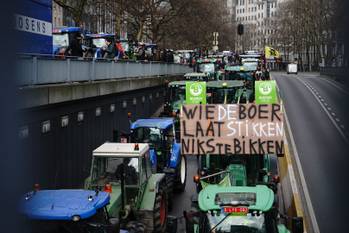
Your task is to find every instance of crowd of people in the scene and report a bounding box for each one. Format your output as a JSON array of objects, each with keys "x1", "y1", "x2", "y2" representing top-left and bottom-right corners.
[{"x1": 62, "y1": 33, "x2": 175, "y2": 63}]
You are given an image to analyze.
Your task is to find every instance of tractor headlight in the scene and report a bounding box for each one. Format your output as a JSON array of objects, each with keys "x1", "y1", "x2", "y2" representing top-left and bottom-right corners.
[{"x1": 72, "y1": 215, "x2": 81, "y2": 222}]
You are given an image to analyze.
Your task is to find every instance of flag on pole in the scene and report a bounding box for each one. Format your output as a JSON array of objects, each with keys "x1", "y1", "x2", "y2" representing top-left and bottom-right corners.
[{"x1": 265, "y1": 46, "x2": 280, "y2": 59}]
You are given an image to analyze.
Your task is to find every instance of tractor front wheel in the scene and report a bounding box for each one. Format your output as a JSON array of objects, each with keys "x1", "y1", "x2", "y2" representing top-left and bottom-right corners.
[{"x1": 175, "y1": 155, "x2": 187, "y2": 192}]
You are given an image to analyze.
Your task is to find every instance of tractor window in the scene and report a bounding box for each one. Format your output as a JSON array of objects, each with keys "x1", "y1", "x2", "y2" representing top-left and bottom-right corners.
[
  {"x1": 92, "y1": 38, "x2": 107, "y2": 48},
  {"x1": 144, "y1": 151, "x2": 152, "y2": 178},
  {"x1": 124, "y1": 158, "x2": 139, "y2": 185},
  {"x1": 91, "y1": 157, "x2": 139, "y2": 187},
  {"x1": 53, "y1": 34, "x2": 69, "y2": 47},
  {"x1": 199, "y1": 63, "x2": 215, "y2": 73},
  {"x1": 210, "y1": 88, "x2": 238, "y2": 104},
  {"x1": 132, "y1": 127, "x2": 162, "y2": 148},
  {"x1": 170, "y1": 86, "x2": 185, "y2": 102},
  {"x1": 165, "y1": 126, "x2": 174, "y2": 145},
  {"x1": 141, "y1": 156, "x2": 148, "y2": 183}
]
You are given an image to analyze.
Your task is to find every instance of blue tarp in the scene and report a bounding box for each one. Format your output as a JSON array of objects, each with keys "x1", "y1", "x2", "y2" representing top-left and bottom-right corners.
[
  {"x1": 20, "y1": 190, "x2": 110, "y2": 220},
  {"x1": 85, "y1": 33, "x2": 115, "y2": 38},
  {"x1": 53, "y1": 27, "x2": 81, "y2": 34},
  {"x1": 131, "y1": 118, "x2": 174, "y2": 130}
]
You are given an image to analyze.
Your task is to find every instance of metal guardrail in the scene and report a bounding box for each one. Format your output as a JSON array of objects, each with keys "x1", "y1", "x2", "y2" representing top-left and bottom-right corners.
[{"x1": 16, "y1": 55, "x2": 192, "y2": 86}]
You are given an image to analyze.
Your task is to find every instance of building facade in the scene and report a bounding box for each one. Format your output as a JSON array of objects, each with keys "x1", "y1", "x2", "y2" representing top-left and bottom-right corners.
[
  {"x1": 235, "y1": 0, "x2": 279, "y2": 52},
  {"x1": 52, "y1": 1, "x2": 63, "y2": 27}
]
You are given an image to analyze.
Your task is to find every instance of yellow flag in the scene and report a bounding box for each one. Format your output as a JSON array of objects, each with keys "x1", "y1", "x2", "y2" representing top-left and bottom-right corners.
[{"x1": 265, "y1": 46, "x2": 280, "y2": 59}]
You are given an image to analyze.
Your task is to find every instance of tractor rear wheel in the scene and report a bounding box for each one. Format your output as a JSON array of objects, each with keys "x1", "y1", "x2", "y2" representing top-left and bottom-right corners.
[
  {"x1": 175, "y1": 155, "x2": 187, "y2": 192},
  {"x1": 153, "y1": 185, "x2": 168, "y2": 233},
  {"x1": 166, "y1": 174, "x2": 174, "y2": 211}
]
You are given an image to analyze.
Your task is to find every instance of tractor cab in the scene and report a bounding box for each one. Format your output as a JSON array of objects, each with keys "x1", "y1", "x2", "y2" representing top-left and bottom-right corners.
[
  {"x1": 163, "y1": 73, "x2": 209, "y2": 117},
  {"x1": 86, "y1": 143, "x2": 168, "y2": 232},
  {"x1": 206, "y1": 80, "x2": 244, "y2": 104},
  {"x1": 130, "y1": 118, "x2": 179, "y2": 170},
  {"x1": 19, "y1": 189, "x2": 120, "y2": 233},
  {"x1": 224, "y1": 65, "x2": 255, "y2": 82},
  {"x1": 192, "y1": 185, "x2": 292, "y2": 233},
  {"x1": 224, "y1": 65, "x2": 256, "y2": 103},
  {"x1": 84, "y1": 33, "x2": 115, "y2": 58},
  {"x1": 53, "y1": 27, "x2": 83, "y2": 56},
  {"x1": 196, "y1": 58, "x2": 221, "y2": 80},
  {"x1": 130, "y1": 118, "x2": 187, "y2": 193},
  {"x1": 164, "y1": 81, "x2": 186, "y2": 116}
]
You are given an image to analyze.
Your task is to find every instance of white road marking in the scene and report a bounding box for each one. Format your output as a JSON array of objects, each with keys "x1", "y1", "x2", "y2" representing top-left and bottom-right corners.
[
  {"x1": 284, "y1": 109, "x2": 320, "y2": 233},
  {"x1": 297, "y1": 77, "x2": 348, "y2": 144}
]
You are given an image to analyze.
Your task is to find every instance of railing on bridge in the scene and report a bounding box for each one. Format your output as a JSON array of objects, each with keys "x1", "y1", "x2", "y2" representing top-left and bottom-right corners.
[{"x1": 16, "y1": 55, "x2": 192, "y2": 86}]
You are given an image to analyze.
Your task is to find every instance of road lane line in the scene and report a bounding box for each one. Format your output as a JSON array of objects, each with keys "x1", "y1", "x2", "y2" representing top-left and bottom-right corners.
[
  {"x1": 297, "y1": 77, "x2": 349, "y2": 144},
  {"x1": 306, "y1": 75, "x2": 349, "y2": 95},
  {"x1": 284, "y1": 109, "x2": 320, "y2": 233},
  {"x1": 320, "y1": 77, "x2": 349, "y2": 95}
]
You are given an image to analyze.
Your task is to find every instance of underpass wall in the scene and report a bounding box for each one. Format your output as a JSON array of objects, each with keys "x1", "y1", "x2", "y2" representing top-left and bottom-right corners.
[{"x1": 18, "y1": 85, "x2": 169, "y2": 190}]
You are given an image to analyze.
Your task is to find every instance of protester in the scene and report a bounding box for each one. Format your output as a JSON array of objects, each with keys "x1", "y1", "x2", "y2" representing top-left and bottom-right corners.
[
  {"x1": 136, "y1": 42, "x2": 146, "y2": 60},
  {"x1": 68, "y1": 34, "x2": 84, "y2": 57},
  {"x1": 103, "y1": 37, "x2": 116, "y2": 60},
  {"x1": 115, "y1": 39, "x2": 125, "y2": 59}
]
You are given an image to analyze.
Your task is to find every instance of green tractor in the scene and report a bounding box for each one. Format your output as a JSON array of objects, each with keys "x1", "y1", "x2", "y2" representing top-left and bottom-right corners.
[
  {"x1": 206, "y1": 80, "x2": 245, "y2": 104},
  {"x1": 224, "y1": 65, "x2": 257, "y2": 103},
  {"x1": 85, "y1": 142, "x2": 168, "y2": 233},
  {"x1": 162, "y1": 72, "x2": 210, "y2": 117},
  {"x1": 194, "y1": 154, "x2": 280, "y2": 194},
  {"x1": 184, "y1": 184, "x2": 303, "y2": 233},
  {"x1": 196, "y1": 58, "x2": 222, "y2": 80}
]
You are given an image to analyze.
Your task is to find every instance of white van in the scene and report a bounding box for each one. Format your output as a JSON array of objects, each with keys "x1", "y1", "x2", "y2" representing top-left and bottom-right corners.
[{"x1": 287, "y1": 63, "x2": 298, "y2": 74}]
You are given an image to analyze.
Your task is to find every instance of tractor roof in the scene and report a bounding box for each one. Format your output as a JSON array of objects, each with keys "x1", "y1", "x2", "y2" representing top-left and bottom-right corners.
[
  {"x1": 242, "y1": 63, "x2": 258, "y2": 71},
  {"x1": 20, "y1": 189, "x2": 109, "y2": 220},
  {"x1": 207, "y1": 80, "x2": 244, "y2": 88},
  {"x1": 198, "y1": 185, "x2": 274, "y2": 212},
  {"x1": 131, "y1": 118, "x2": 174, "y2": 130},
  {"x1": 93, "y1": 143, "x2": 149, "y2": 157},
  {"x1": 168, "y1": 80, "x2": 187, "y2": 87},
  {"x1": 85, "y1": 33, "x2": 115, "y2": 38},
  {"x1": 225, "y1": 65, "x2": 243, "y2": 72},
  {"x1": 53, "y1": 27, "x2": 81, "y2": 34},
  {"x1": 184, "y1": 72, "x2": 209, "y2": 78},
  {"x1": 239, "y1": 54, "x2": 261, "y2": 59},
  {"x1": 225, "y1": 64, "x2": 257, "y2": 72}
]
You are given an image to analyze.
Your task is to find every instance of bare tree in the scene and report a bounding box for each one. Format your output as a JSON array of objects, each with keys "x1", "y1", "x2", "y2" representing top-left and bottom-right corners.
[{"x1": 53, "y1": 0, "x2": 88, "y2": 27}]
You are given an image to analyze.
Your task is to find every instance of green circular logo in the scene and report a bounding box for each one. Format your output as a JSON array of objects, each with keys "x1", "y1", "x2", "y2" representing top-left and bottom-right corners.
[
  {"x1": 189, "y1": 83, "x2": 203, "y2": 97},
  {"x1": 259, "y1": 83, "x2": 273, "y2": 95}
]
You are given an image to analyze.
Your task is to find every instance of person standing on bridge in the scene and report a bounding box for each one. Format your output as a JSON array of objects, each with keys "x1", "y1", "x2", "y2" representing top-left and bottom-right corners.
[
  {"x1": 68, "y1": 34, "x2": 84, "y2": 57},
  {"x1": 115, "y1": 39, "x2": 125, "y2": 60},
  {"x1": 103, "y1": 38, "x2": 116, "y2": 60}
]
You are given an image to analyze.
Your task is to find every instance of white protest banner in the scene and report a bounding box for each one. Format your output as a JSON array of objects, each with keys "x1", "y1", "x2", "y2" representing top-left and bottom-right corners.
[{"x1": 180, "y1": 104, "x2": 284, "y2": 155}]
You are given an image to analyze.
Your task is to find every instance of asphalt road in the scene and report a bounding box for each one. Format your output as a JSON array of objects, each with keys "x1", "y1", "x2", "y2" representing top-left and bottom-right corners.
[
  {"x1": 169, "y1": 156, "x2": 198, "y2": 233},
  {"x1": 274, "y1": 72, "x2": 349, "y2": 233}
]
